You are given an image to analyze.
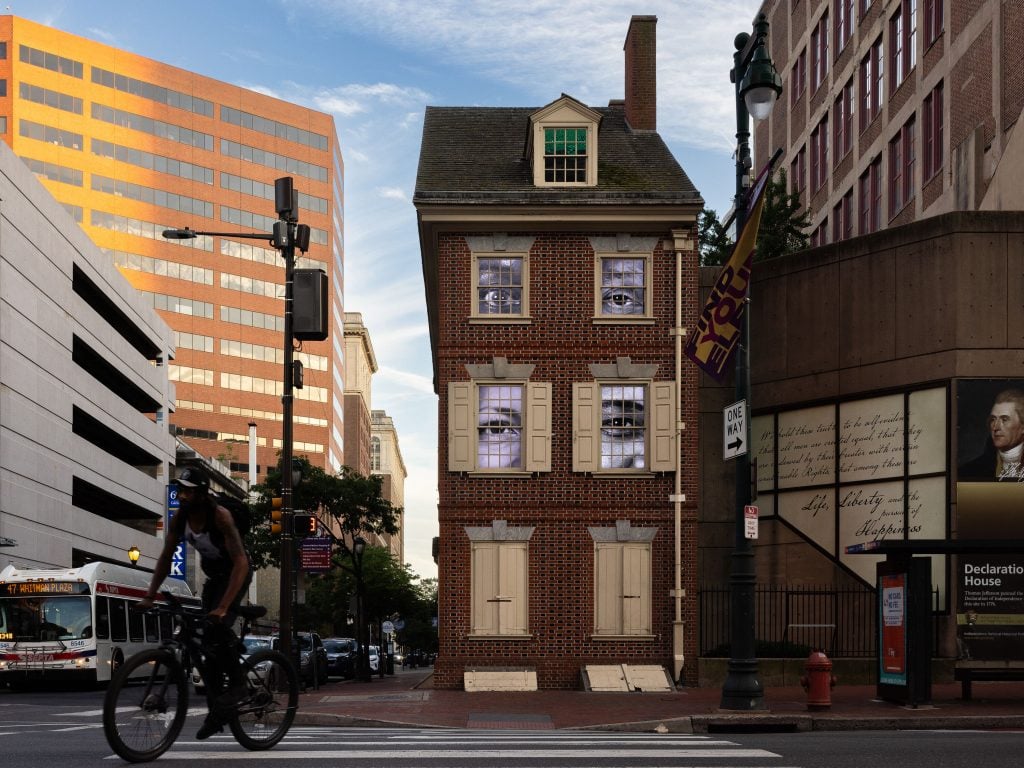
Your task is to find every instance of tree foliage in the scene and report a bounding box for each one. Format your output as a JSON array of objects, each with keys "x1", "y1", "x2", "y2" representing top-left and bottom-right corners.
[
  {"x1": 696, "y1": 167, "x2": 811, "y2": 266},
  {"x1": 245, "y1": 457, "x2": 402, "y2": 571}
]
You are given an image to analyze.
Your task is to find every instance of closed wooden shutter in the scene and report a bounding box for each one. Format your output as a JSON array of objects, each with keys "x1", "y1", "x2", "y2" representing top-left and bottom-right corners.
[
  {"x1": 622, "y1": 543, "x2": 652, "y2": 635},
  {"x1": 594, "y1": 543, "x2": 622, "y2": 635},
  {"x1": 448, "y1": 382, "x2": 473, "y2": 472},
  {"x1": 524, "y1": 382, "x2": 551, "y2": 472},
  {"x1": 649, "y1": 381, "x2": 677, "y2": 472},
  {"x1": 573, "y1": 382, "x2": 599, "y2": 472}
]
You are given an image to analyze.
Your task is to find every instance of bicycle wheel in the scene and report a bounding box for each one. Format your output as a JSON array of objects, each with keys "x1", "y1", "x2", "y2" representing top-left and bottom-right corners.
[
  {"x1": 228, "y1": 649, "x2": 298, "y2": 750},
  {"x1": 103, "y1": 648, "x2": 189, "y2": 763}
]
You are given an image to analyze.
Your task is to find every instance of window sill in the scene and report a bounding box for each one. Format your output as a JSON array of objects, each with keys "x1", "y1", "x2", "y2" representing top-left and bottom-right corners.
[
  {"x1": 467, "y1": 633, "x2": 534, "y2": 640},
  {"x1": 468, "y1": 316, "x2": 532, "y2": 324},
  {"x1": 590, "y1": 634, "x2": 656, "y2": 641},
  {"x1": 469, "y1": 469, "x2": 534, "y2": 477},
  {"x1": 591, "y1": 316, "x2": 655, "y2": 325},
  {"x1": 589, "y1": 470, "x2": 656, "y2": 478}
]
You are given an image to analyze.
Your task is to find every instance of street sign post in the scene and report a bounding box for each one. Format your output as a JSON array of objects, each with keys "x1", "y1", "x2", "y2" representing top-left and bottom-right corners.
[{"x1": 723, "y1": 399, "x2": 748, "y2": 460}]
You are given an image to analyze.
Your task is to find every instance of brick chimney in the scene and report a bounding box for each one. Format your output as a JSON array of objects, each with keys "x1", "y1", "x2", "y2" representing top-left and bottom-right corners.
[{"x1": 624, "y1": 15, "x2": 657, "y2": 131}]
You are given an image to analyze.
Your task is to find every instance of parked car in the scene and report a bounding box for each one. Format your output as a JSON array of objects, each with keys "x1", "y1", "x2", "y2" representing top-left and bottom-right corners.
[
  {"x1": 243, "y1": 632, "x2": 328, "y2": 686},
  {"x1": 323, "y1": 637, "x2": 359, "y2": 679},
  {"x1": 368, "y1": 645, "x2": 380, "y2": 672}
]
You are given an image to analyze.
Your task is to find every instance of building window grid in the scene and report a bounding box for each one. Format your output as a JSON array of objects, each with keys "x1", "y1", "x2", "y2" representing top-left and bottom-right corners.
[
  {"x1": 18, "y1": 44, "x2": 82, "y2": 78},
  {"x1": 598, "y1": 256, "x2": 647, "y2": 317},
  {"x1": 810, "y1": 115, "x2": 829, "y2": 192},
  {"x1": 220, "y1": 272, "x2": 283, "y2": 299},
  {"x1": 790, "y1": 48, "x2": 807, "y2": 106},
  {"x1": 91, "y1": 210, "x2": 214, "y2": 251},
  {"x1": 220, "y1": 172, "x2": 328, "y2": 214},
  {"x1": 174, "y1": 331, "x2": 214, "y2": 353},
  {"x1": 92, "y1": 139, "x2": 213, "y2": 185},
  {"x1": 811, "y1": 13, "x2": 829, "y2": 93},
  {"x1": 833, "y1": 79, "x2": 854, "y2": 163},
  {"x1": 475, "y1": 255, "x2": 524, "y2": 317},
  {"x1": 859, "y1": 37, "x2": 884, "y2": 131},
  {"x1": 543, "y1": 127, "x2": 588, "y2": 184},
  {"x1": 21, "y1": 156, "x2": 82, "y2": 186},
  {"x1": 91, "y1": 103, "x2": 214, "y2": 151},
  {"x1": 890, "y1": 0, "x2": 918, "y2": 91},
  {"x1": 110, "y1": 249, "x2": 214, "y2": 285},
  {"x1": 923, "y1": 82, "x2": 943, "y2": 181},
  {"x1": 19, "y1": 82, "x2": 83, "y2": 114},
  {"x1": 832, "y1": 188, "x2": 854, "y2": 243},
  {"x1": 220, "y1": 305, "x2": 285, "y2": 332},
  {"x1": 144, "y1": 291, "x2": 213, "y2": 319},
  {"x1": 924, "y1": 0, "x2": 943, "y2": 46},
  {"x1": 220, "y1": 138, "x2": 328, "y2": 183},
  {"x1": 834, "y1": 0, "x2": 854, "y2": 53},
  {"x1": 92, "y1": 67, "x2": 214, "y2": 117},
  {"x1": 91, "y1": 175, "x2": 213, "y2": 218},
  {"x1": 889, "y1": 117, "x2": 916, "y2": 217},
  {"x1": 20, "y1": 119, "x2": 82, "y2": 150},
  {"x1": 220, "y1": 105, "x2": 328, "y2": 151}
]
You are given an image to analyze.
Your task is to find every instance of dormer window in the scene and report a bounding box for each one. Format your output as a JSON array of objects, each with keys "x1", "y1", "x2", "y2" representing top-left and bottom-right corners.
[
  {"x1": 544, "y1": 128, "x2": 588, "y2": 183},
  {"x1": 528, "y1": 95, "x2": 600, "y2": 188}
]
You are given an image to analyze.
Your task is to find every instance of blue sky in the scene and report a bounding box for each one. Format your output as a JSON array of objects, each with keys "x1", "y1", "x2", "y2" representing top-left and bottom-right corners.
[{"x1": 21, "y1": 0, "x2": 761, "y2": 580}]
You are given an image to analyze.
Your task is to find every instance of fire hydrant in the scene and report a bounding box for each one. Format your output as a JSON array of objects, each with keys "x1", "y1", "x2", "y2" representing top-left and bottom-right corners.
[{"x1": 800, "y1": 649, "x2": 836, "y2": 710}]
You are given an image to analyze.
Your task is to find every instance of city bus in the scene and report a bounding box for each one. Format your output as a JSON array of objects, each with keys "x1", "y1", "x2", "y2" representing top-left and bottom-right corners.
[{"x1": 0, "y1": 561, "x2": 197, "y2": 687}]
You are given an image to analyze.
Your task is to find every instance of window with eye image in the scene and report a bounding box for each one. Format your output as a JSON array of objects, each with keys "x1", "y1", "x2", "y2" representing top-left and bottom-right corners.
[
  {"x1": 601, "y1": 384, "x2": 646, "y2": 469},
  {"x1": 475, "y1": 256, "x2": 524, "y2": 316},
  {"x1": 477, "y1": 384, "x2": 523, "y2": 469},
  {"x1": 598, "y1": 257, "x2": 647, "y2": 316}
]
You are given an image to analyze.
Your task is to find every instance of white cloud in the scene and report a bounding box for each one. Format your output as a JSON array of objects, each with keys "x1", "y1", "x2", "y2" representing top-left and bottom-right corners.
[{"x1": 376, "y1": 186, "x2": 407, "y2": 202}]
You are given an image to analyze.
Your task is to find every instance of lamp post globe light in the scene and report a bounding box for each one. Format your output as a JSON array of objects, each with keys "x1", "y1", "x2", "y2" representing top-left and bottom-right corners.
[
  {"x1": 163, "y1": 176, "x2": 312, "y2": 662},
  {"x1": 721, "y1": 12, "x2": 781, "y2": 712},
  {"x1": 127, "y1": 545, "x2": 141, "y2": 567}
]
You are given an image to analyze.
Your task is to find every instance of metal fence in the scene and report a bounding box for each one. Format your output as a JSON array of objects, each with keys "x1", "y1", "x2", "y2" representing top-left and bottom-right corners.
[{"x1": 698, "y1": 584, "x2": 879, "y2": 658}]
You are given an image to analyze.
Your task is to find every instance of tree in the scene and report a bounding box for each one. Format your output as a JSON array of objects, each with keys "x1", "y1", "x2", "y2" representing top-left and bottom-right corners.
[
  {"x1": 246, "y1": 457, "x2": 402, "y2": 571},
  {"x1": 697, "y1": 208, "x2": 732, "y2": 266},
  {"x1": 696, "y1": 167, "x2": 811, "y2": 266}
]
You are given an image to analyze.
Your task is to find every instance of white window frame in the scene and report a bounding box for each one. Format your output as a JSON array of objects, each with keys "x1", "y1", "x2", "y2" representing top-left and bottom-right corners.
[
  {"x1": 448, "y1": 369, "x2": 551, "y2": 474},
  {"x1": 471, "y1": 252, "x2": 529, "y2": 319},
  {"x1": 528, "y1": 97, "x2": 601, "y2": 188},
  {"x1": 594, "y1": 253, "x2": 652, "y2": 320},
  {"x1": 572, "y1": 365, "x2": 676, "y2": 474}
]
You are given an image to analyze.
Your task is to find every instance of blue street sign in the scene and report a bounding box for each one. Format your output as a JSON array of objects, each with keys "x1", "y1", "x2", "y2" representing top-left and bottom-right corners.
[{"x1": 167, "y1": 484, "x2": 186, "y2": 581}]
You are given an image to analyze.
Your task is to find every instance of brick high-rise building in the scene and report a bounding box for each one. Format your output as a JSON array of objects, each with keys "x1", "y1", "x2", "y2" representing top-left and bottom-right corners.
[
  {"x1": 415, "y1": 16, "x2": 704, "y2": 689},
  {"x1": 0, "y1": 15, "x2": 345, "y2": 480},
  {"x1": 755, "y1": 0, "x2": 1024, "y2": 246}
]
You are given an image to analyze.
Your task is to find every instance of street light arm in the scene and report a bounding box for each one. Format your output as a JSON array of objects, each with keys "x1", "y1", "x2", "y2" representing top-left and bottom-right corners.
[{"x1": 162, "y1": 227, "x2": 274, "y2": 242}]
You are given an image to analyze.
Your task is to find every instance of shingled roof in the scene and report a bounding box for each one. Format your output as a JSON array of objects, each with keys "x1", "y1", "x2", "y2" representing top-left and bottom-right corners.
[{"x1": 414, "y1": 103, "x2": 703, "y2": 206}]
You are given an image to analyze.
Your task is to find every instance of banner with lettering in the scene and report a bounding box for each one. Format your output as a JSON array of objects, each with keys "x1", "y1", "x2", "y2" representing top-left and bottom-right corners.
[{"x1": 685, "y1": 160, "x2": 773, "y2": 381}]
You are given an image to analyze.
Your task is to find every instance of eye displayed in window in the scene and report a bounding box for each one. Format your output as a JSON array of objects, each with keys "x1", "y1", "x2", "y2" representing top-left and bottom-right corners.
[
  {"x1": 601, "y1": 258, "x2": 645, "y2": 315},
  {"x1": 477, "y1": 257, "x2": 523, "y2": 315},
  {"x1": 601, "y1": 385, "x2": 646, "y2": 468},
  {"x1": 478, "y1": 384, "x2": 523, "y2": 468}
]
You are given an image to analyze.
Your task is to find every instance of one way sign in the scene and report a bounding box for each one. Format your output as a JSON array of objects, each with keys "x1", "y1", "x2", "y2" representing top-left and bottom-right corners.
[{"x1": 723, "y1": 399, "x2": 747, "y2": 460}]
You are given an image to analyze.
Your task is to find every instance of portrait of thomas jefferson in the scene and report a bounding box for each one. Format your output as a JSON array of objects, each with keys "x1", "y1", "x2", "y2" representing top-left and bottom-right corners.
[{"x1": 959, "y1": 387, "x2": 1024, "y2": 482}]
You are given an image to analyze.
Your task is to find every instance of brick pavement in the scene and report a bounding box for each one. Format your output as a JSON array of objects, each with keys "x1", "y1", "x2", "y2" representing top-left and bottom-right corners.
[{"x1": 295, "y1": 667, "x2": 1024, "y2": 732}]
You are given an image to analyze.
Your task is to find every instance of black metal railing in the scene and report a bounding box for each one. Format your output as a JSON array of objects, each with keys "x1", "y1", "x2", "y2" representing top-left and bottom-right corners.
[{"x1": 699, "y1": 584, "x2": 879, "y2": 658}]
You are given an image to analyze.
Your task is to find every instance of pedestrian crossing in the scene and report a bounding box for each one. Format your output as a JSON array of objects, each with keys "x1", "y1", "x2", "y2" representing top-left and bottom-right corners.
[{"x1": 158, "y1": 726, "x2": 801, "y2": 766}]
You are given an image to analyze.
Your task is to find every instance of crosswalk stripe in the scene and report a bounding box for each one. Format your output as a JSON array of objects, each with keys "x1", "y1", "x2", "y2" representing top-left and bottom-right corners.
[{"x1": 163, "y1": 748, "x2": 781, "y2": 759}]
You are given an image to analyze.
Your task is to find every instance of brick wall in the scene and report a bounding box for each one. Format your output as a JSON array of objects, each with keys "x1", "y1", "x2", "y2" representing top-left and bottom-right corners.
[
  {"x1": 433, "y1": 229, "x2": 700, "y2": 689},
  {"x1": 624, "y1": 16, "x2": 657, "y2": 131}
]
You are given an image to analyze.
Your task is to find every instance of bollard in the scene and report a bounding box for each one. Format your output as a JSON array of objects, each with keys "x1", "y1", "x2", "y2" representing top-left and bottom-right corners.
[{"x1": 799, "y1": 649, "x2": 836, "y2": 711}]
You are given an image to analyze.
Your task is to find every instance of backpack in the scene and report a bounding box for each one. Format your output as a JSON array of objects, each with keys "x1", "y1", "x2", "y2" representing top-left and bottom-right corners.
[{"x1": 212, "y1": 492, "x2": 252, "y2": 538}]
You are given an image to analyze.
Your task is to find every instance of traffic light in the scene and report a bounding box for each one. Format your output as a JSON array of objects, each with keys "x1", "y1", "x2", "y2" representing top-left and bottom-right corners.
[
  {"x1": 293, "y1": 512, "x2": 316, "y2": 538},
  {"x1": 270, "y1": 497, "x2": 284, "y2": 535}
]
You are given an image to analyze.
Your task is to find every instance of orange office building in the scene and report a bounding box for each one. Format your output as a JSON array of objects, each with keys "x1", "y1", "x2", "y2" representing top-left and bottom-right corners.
[{"x1": 0, "y1": 15, "x2": 345, "y2": 480}]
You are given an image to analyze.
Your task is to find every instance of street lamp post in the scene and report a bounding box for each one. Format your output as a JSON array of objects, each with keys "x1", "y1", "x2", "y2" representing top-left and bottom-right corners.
[
  {"x1": 721, "y1": 12, "x2": 782, "y2": 712},
  {"x1": 163, "y1": 176, "x2": 310, "y2": 662},
  {"x1": 351, "y1": 536, "x2": 371, "y2": 682}
]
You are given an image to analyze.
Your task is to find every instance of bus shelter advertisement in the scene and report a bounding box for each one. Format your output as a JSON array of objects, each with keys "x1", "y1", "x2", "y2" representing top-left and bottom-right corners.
[
  {"x1": 956, "y1": 379, "x2": 1024, "y2": 660},
  {"x1": 880, "y1": 573, "x2": 908, "y2": 685}
]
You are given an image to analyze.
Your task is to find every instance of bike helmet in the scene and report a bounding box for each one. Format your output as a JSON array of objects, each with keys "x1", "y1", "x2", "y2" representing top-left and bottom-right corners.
[{"x1": 176, "y1": 466, "x2": 210, "y2": 492}]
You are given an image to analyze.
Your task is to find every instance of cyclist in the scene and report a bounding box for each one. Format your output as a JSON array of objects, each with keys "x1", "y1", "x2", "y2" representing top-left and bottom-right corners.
[{"x1": 137, "y1": 466, "x2": 253, "y2": 740}]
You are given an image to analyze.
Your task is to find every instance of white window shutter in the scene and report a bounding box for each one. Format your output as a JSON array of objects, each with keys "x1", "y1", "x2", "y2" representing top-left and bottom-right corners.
[
  {"x1": 470, "y1": 542, "x2": 499, "y2": 634},
  {"x1": 594, "y1": 543, "x2": 622, "y2": 635},
  {"x1": 649, "y1": 381, "x2": 677, "y2": 472},
  {"x1": 448, "y1": 381, "x2": 474, "y2": 472},
  {"x1": 573, "y1": 382, "x2": 599, "y2": 472},
  {"x1": 524, "y1": 382, "x2": 551, "y2": 472},
  {"x1": 622, "y1": 543, "x2": 652, "y2": 635},
  {"x1": 500, "y1": 542, "x2": 529, "y2": 635}
]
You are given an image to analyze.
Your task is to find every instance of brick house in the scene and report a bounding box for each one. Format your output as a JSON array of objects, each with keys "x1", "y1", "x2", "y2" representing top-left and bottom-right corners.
[{"x1": 415, "y1": 16, "x2": 704, "y2": 689}]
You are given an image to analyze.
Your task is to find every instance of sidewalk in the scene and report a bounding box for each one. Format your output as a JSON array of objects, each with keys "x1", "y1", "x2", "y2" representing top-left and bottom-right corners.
[{"x1": 295, "y1": 668, "x2": 1024, "y2": 732}]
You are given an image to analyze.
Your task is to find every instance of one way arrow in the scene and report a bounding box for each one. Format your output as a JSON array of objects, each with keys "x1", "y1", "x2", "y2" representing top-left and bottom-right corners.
[{"x1": 727, "y1": 436, "x2": 744, "y2": 452}]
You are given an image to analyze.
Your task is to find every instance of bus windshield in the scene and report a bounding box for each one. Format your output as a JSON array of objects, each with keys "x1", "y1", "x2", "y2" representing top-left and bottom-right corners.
[{"x1": 0, "y1": 595, "x2": 93, "y2": 642}]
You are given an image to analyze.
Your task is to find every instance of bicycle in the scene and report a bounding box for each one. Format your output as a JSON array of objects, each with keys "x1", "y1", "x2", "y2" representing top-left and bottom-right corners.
[{"x1": 102, "y1": 592, "x2": 299, "y2": 763}]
